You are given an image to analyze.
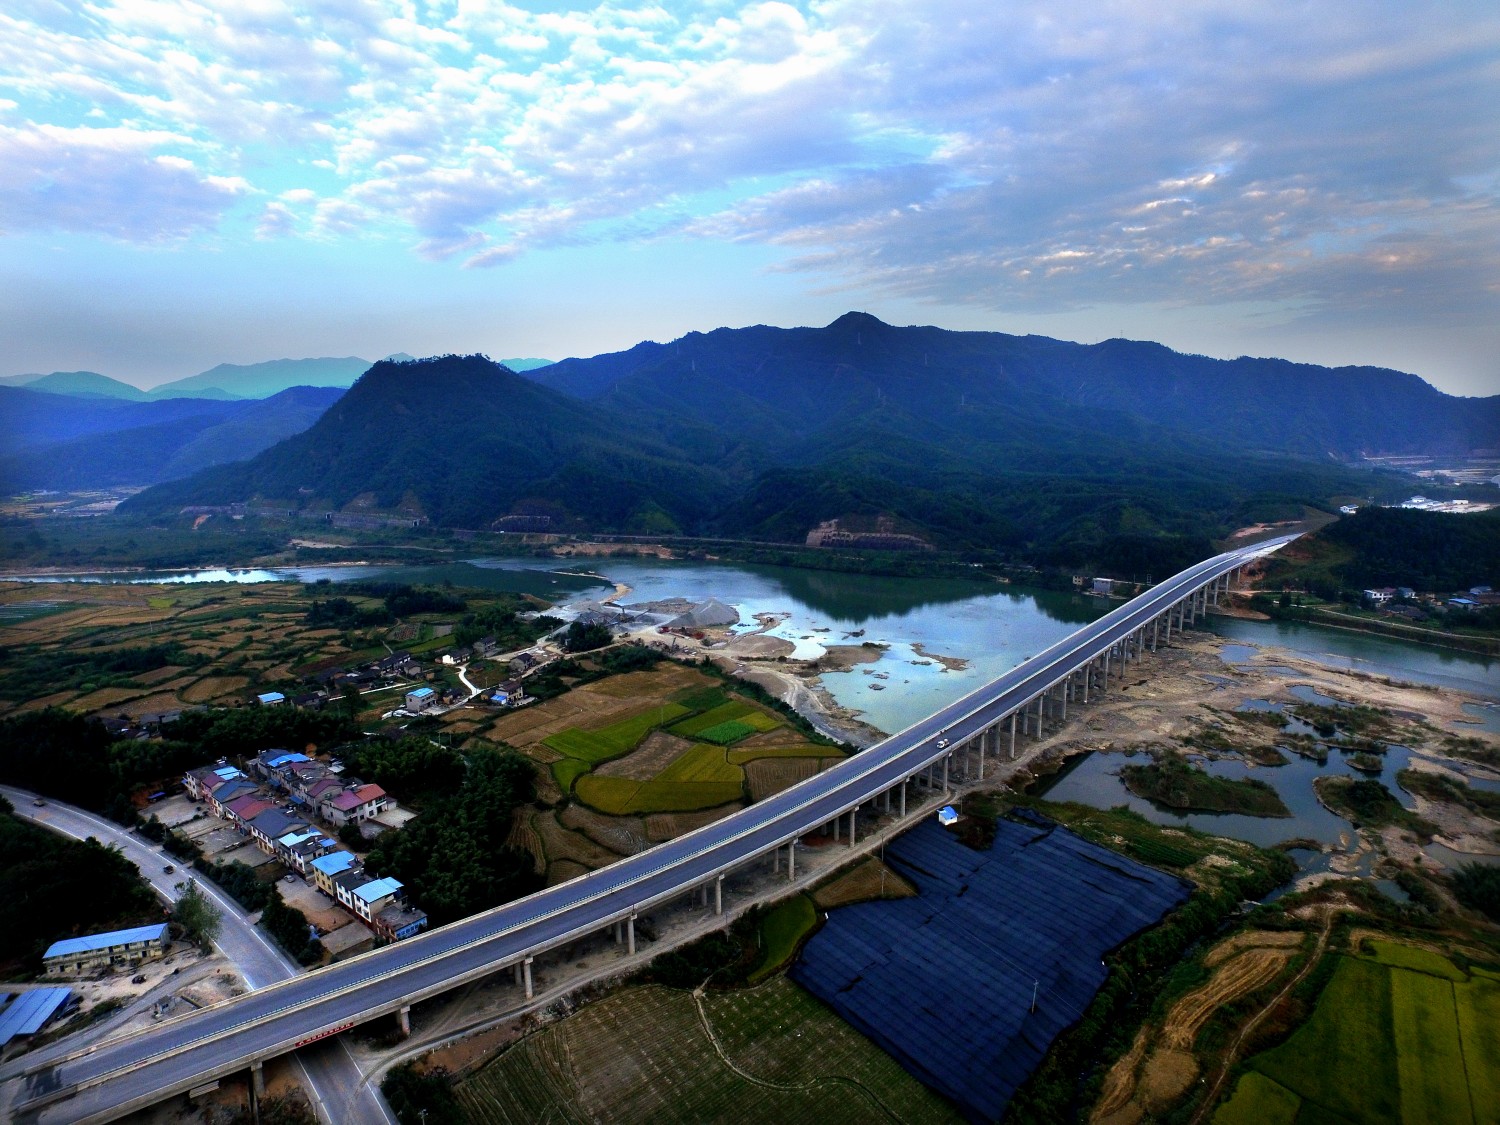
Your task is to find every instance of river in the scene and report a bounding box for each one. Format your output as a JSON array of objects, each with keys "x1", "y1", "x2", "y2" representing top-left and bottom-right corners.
[
  {"x1": 13, "y1": 557, "x2": 1497, "y2": 722},
  {"x1": 14, "y1": 556, "x2": 1499, "y2": 875}
]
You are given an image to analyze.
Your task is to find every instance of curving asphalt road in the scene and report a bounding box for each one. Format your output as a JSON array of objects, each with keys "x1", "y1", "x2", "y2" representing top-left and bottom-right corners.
[
  {"x1": 0, "y1": 791, "x2": 395, "y2": 1125},
  {"x1": 12, "y1": 535, "x2": 1293, "y2": 1123}
]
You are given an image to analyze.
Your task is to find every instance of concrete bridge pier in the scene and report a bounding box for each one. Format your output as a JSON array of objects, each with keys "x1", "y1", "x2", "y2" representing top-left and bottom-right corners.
[
  {"x1": 396, "y1": 1006, "x2": 411, "y2": 1038},
  {"x1": 627, "y1": 916, "x2": 636, "y2": 957},
  {"x1": 524, "y1": 955, "x2": 535, "y2": 998},
  {"x1": 715, "y1": 874, "x2": 723, "y2": 915},
  {"x1": 250, "y1": 1060, "x2": 265, "y2": 1099},
  {"x1": 1009, "y1": 711, "x2": 1018, "y2": 757}
]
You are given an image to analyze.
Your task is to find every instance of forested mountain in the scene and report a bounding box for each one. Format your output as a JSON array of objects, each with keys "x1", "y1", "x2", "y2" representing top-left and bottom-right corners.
[
  {"x1": 126, "y1": 356, "x2": 728, "y2": 531},
  {"x1": 530, "y1": 312, "x2": 1498, "y2": 460},
  {"x1": 0, "y1": 386, "x2": 345, "y2": 491},
  {"x1": 126, "y1": 338, "x2": 1403, "y2": 572},
  {"x1": 0, "y1": 386, "x2": 243, "y2": 455},
  {"x1": 1269, "y1": 507, "x2": 1500, "y2": 592}
]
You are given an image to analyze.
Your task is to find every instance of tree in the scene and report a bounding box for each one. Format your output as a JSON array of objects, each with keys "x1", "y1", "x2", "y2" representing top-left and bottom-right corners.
[
  {"x1": 562, "y1": 619, "x2": 612, "y2": 653},
  {"x1": 173, "y1": 880, "x2": 221, "y2": 950}
]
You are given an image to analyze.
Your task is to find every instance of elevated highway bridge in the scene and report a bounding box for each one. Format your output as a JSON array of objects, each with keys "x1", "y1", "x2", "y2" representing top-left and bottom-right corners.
[{"x1": 10, "y1": 535, "x2": 1294, "y2": 1123}]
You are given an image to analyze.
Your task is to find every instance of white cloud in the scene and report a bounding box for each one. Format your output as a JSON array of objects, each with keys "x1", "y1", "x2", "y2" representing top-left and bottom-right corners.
[
  {"x1": 0, "y1": 0, "x2": 1494, "y2": 338},
  {"x1": 0, "y1": 122, "x2": 244, "y2": 238}
]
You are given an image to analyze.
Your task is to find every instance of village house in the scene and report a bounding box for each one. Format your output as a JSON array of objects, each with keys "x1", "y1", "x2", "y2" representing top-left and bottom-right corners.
[
  {"x1": 404, "y1": 685, "x2": 438, "y2": 713},
  {"x1": 43, "y1": 924, "x2": 170, "y2": 978},
  {"x1": 244, "y1": 807, "x2": 309, "y2": 856},
  {"x1": 204, "y1": 778, "x2": 258, "y2": 817},
  {"x1": 256, "y1": 691, "x2": 286, "y2": 706},
  {"x1": 276, "y1": 829, "x2": 338, "y2": 874},
  {"x1": 184, "y1": 762, "x2": 246, "y2": 801},
  {"x1": 321, "y1": 783, "x2": 388, "y2": 827},
  {"x1": 309, "y1": 850, "x2": 358, "y2": 896},
  {"x1": 489, "y1": 679, "x2": 528, "y2": 707}
]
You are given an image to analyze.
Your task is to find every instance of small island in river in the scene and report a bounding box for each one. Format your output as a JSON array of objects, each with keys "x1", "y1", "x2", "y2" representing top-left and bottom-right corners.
[{"x1": 1120, "y1": 751, "x2": 1292, "y2": 817}]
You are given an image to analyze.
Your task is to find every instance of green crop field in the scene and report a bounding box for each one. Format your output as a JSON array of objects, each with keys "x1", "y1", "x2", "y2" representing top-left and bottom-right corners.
[
  {"x1": 455, "y1": 981, "x2": 960, "y2": 1125},
  {"x1": 1455, "y1": 975, "x2": 1500, "y2": 1120},
  {"x1": 575, "y1": 773, "x2": 744, "y2": 815},
  {"x1": 671, "y1": 686, "x2": 729, "y2": 711},
  {"x1": 1213, "y1": 1072, "x2": 1301, "y2": 1125},
  {"x1": 544, "y1": 702, "x2": 691, "y2": 764},
  {"x1": 748, "y1": 894, "x2": 819, "y2": 983},
  {"x1": 728, "y1": 743, "x2": 844, "y2": 765},
  {"x1": 550, "y1": 756, "x2": 591, "y2": 794},
  {"x1": 695, "y1": 720, "x2": 758, "y2": 744},
  {"x1": 667, "y1": 700, "x2": 755, "y2": 736},
  {"x1": 1365, "y1": 939, "x2": 1468, "y2": 980},
  {"x1": 1392, "y1": 969, "x2": 1472, "y2": 1125},
  {"x1": 657, "y1": 743, "x2": 742, "y2": 784},
  {"x1": 1217, "y1": 946, "x2": 1499, "y2": 1125}
]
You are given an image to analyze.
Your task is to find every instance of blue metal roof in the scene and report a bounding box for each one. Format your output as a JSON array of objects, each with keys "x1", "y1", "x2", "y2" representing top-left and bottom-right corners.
[
  {"x1": 407, "y1": 686, "x2": 435, "y2": 698},
  {"x1": 310, "y1": 851, "x2": 357, "y2": 876},
  {"x1": 0, "y1": 988, "x2": 73, "y2": 1046},
  {"x1": 353, "y1": 877, "x2": 403, "y2": 904},
  {"x1": 43, "y1": 924, "x2": 169, "y2": 961},
  {"x1": 263, "y1": 751, "x2": 310, "y2": 768},
  {"x1": 257, "y1": 692, "x2": 286, "y2": 704}
]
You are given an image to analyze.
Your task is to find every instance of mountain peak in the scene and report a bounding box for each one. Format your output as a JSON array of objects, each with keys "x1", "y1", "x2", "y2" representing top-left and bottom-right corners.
[{"x1": 826, "y1": 311, "x2": 891, "y2": 333}]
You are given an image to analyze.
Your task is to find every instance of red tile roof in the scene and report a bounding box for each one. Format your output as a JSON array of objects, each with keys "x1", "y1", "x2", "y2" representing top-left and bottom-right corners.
[{"x1": 226, "y1": 795, "x2": 274, "y2": 822}]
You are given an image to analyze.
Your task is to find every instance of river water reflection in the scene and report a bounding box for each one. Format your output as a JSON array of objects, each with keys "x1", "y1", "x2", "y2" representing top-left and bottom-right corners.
[{"x1": 13, "y1": 557, "x2": 1498, "y2": 724}]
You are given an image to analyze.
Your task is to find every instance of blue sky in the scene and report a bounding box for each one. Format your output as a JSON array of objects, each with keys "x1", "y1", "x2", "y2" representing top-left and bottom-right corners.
[{"x1": 1, "y1": 0, "x2": 1496, "y2": 395}]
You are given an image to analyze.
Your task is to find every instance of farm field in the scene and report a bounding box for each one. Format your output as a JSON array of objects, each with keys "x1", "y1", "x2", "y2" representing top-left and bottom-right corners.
[
  {"x1": 502, "y1": 661, "x2": 838, "y2": 877},
  {"x1": 1216, "y1": 946, "x2": 1500, "y2": 1125},
  {"x1": 453, "y1": 980, "x2": 961, "y2": 1125}
]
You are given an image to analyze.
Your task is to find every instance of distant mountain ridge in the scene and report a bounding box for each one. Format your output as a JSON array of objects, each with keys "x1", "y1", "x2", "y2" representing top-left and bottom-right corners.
[
  {"x1": 124, "y1": 320, "x2": 1453, "y2": 572},
  {"x1": 527, "y1": 312, "x2": 1497, "y2": 460},
  {"x1": 2, "y1": 355, "x2": 556, "y2": 401},
  {"x1": 0, "y1": 385, "x2": 346, "y2": 491}
]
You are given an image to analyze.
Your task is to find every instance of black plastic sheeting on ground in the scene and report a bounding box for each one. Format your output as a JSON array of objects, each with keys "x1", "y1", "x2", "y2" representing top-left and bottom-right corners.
[{"x1": 792, "y1": 812, "x2": 1192, "y2": 1122}]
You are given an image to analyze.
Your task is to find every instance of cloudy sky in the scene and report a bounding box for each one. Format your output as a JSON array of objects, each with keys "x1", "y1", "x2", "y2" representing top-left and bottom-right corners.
[{"x1": 2, "y1": 0, "x2": 1497, "y2": 395}]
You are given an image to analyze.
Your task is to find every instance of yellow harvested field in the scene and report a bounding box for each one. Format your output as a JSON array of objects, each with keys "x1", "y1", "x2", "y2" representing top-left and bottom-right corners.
[
  {"x1": 812, "y1": 858, "x2": 916, "y2": 910},
  {"x1": 16, "y1": 690, "x2": 82, "y2": 713},
  {"x1": 583, "y1": 664, "x2": 709, "y2": 699},
  {"x1": 546, "y1": 859, "x2": 590, "y2": 887},
  {"x1": 1164, "y1": 948, "x2": 1294, "y2": 1049},
  {"x1": 69, "y1": 686, "x2": 151, "y2": 712},
  {"x1": 644, "y1": 803, "x2": 744, "y2": 842},
  {"x1": 745, "y1": 756, "x2": 822, "y2": 801},
  {"x1": 505, "y1": 808, "x2": 546, "y2": 876},
  {"x1": 1203, "y1": 930, "x2": 1305, "y2": 968},
  {"x1": 131, "y1": 665, "x2": 189, "y2": 686},
  {"x1": 734, "y1": 728, "x2": 813, "y2": 749},
  {"x1": 182, "y1": 676, "x2": 250, "y2": 704},
  {"x1": 594, "y1": 731, "x2": 695, "y2": 781},
  {"x1": 126, "y1": 691, "x2": 196, "y2": 715},
  {"x1": 559, "y1": 804, "x2": 647, "y2": 856},
  {"x1": 533, "y1": 810, "x2": 622, "y2": 872}
]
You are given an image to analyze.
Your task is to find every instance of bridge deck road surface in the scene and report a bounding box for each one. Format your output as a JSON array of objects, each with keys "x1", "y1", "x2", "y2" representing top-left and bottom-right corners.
[
  {"x1": 12, "y1": 536, "x2": 1294, "y2": 1124},
  {"x1": 0, "y1": 788, "x2": 395, "y2": 1125}
]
